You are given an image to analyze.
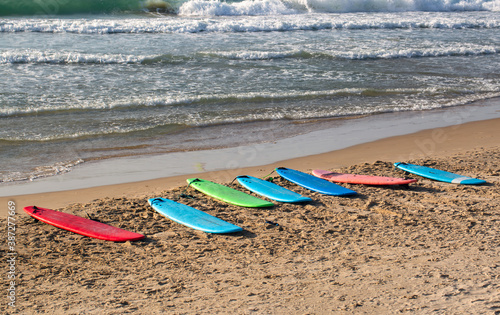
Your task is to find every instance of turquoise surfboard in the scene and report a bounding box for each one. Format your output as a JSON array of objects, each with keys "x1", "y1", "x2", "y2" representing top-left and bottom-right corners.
[
  {"x1": 187, "y1": 178, "x2": 274, "y2": 207},
  {"x1": 275, "y1": 167, "x2": 357, "y2": 196},
  {"x1": 148, "y1": 198, "x2": 243, "y2": 234},
  {"x1": 394, "y1": 162, "x2": 486, "y2": 185},
  {"x1": 236, "y1": 175, "x2": 312, "y2": 203}
]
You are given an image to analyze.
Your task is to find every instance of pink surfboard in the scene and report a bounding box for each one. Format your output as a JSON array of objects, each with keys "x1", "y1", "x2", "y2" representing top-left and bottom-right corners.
[
  {"x1": 312, "y1": 169, "x2": 417, "y2": 186},
  {"x1": 24, "y1": 206, "x2": 145, "y2": 242}
]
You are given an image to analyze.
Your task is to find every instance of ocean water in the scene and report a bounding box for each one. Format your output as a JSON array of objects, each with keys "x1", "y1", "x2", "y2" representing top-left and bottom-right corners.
[{"x1": 1, "y1": 0, "x2": 500, "y2": 184}]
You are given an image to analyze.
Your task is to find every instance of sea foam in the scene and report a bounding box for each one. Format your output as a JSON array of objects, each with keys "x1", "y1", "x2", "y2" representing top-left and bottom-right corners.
[
  {"x1": 2, "y1": 43, "x2": 497, "y2": 66},
  {"x1": 178, "y1": 0, "x2": 500, "y2": 16},
  {"x1": 0, "y1": 0, "x2": 498, "y2": 17},
  {"x1": 1, "y1": 12, "x2": 499, "y2": 34}
]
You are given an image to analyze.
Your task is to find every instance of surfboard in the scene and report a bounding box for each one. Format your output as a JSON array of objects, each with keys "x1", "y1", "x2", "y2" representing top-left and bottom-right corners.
[
  {"x1": 312, "y1": 169, "x2": 418, "y2": 186},
  {"x1": 394, "y1": 162, "x2": 487, "y2": 185},
  {"x1": 187, "y1": 178, "x2": 274, "y2": 207},
  {"x1": 236, "y1": 175, "x2": 312, "y2": 203},
  {"x1": 23, "y1": 206, "x2": 145, "y2": 242},
  {"x1": 275, "y1": 167, "x2": 357, "y2": 196},
  {"x1": 148, "y1": 198, "x2": 242, "y2": 234}
]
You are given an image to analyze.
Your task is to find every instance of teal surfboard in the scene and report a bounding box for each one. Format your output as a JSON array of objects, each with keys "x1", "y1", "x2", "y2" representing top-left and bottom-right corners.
[
  {"x1": 236, "y1": 175, "x2": 312, "y2": 203},
  {"x1": 394, "y1": 162, "x2": 486, "y2": 185},
  {"x1": 275, "y1": 167, "x2": 357, "y2": 196},
  {"x1": 148, "y1": 198, "x2": 242, "y2": 234},
  {"x1": 187, "y1": 178, "x2": 274, "y2": 207}
]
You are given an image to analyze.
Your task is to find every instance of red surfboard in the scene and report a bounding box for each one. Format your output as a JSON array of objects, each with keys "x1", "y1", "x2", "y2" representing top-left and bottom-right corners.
[
  {"x1": 312, "y1": 169, "x2": 417, "y2": 186},
  {"x1": 24, "y1": 206, "x2": 145, "y2": 242}
]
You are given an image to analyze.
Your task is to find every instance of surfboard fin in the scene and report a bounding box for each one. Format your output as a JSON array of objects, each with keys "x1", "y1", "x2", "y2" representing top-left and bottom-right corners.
[
  {"x1": 30, "y1": 206, "x2": 41, "y2": 222},
  {"x1": 260, "y1": 170, "x2": 276, "y2": 182},
  {"x1": 85, "y1": 211, "x2": 102, "y2": 223}
]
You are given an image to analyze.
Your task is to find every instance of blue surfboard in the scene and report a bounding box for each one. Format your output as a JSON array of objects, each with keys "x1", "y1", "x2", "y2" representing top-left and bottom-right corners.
[
  {"x1": 394, "y1": 162, "x2": 486, "y2": 185},
  {"x1": 148, "y1": 198, "x2": 243, "y2": 234},
  {"x1": 236, "y1": 175, "x2": 312, "y2": 203},
  {"x1": 275, "y1": 167, "x2": 357, "y2": 196}
]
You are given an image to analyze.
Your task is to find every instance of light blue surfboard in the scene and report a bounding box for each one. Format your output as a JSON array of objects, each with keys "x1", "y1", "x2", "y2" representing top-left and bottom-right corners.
[
  {"x1": 236, "y1": 175, "x2": 312, "y2": 203},
  {"x1": 394, "y1": 162, "x2": 486, "y2": 185},
  {"x1": 148, "y1": 198, "x2": 243, "y2": 234},
  {"x1": 275, "y1": 167, "x2": 357, "y2": 196}
]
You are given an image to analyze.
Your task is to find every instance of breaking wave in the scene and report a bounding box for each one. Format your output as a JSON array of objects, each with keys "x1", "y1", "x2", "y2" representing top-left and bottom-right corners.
[
  {"x1": 2, "y1": 45, "x2": 498, "y2": 66},
  {"x1": 1, "y1": 0, "x2": 499, "y2": 17}
]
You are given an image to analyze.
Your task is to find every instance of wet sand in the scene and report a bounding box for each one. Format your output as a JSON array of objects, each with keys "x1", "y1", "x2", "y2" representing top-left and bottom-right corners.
[
  {"x1": 1, "y1": 117, "x2": 499, "y2": 213},
  {"x1": 1, "y1": 118, "x2": 499, "y2": 314}
]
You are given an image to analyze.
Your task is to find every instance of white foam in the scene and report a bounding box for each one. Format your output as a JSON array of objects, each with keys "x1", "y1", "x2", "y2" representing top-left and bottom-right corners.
[
  {"x1": 0, "y1": 50, "x2": 150, "y2": 64},
  {"x1": 339, "y1": 45, "x2": 500, "y2": 59},
  {"x1": 2, "y1": 85, "x2": 499, "y2": 121},
  {"x1": 1, "y1": 10, "x2": 499, "y2": 34},
  {"x1": 177, "y1": 0, "x2": 500, "y2": 15},
  {"x1": 2, "y1": 43, "x2": 497, "y2": 68},
  {"x1": 206, "y1": 45, "x2": 500, "y2": 61},
  {"x1": 1, "y1": 159, "x2": 84, "y2": 183},
  {"x1": 289, "y1": 0, "x2": 500, "y2": 13},
  {"x1": 178, "y1": 0, "x2": 297, "y2": 16}
]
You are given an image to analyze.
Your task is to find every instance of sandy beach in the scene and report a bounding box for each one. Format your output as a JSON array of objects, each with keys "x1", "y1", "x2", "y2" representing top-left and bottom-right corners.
[
  {"x1": 2, "y1": 117, "x2": 500, "y2": 314},
  {"x1": 2, "y1": 3, "x2": 500, "y2": 314}
]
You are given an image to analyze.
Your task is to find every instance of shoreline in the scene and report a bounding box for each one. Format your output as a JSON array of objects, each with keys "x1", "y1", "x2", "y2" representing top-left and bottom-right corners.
[
  {"x1": 2, "y1": 116, "x2": 499, "y2": 217},
  {"x1": 4, "y1": 119, "x2": 499, "y2": 313},
  {"x1": 1, "y1": 98, "x2": 499, "y2": 198}
]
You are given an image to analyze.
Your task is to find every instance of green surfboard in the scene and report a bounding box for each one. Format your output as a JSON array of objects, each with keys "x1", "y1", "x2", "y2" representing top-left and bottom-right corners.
[{"x1": 187, "y1": 178, "x2": 274, "y2": 208}]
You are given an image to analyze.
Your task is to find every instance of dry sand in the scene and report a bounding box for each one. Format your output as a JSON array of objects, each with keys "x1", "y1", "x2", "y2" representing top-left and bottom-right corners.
[{"x1": 1, "y1": 118, "x2": 500, "y2": 314}]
